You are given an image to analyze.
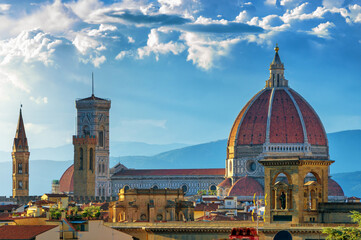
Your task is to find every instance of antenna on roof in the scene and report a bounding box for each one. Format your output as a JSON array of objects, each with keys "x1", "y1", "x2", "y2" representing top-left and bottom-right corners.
[{"x1": 92, "y1": 72, "x2": 94, "y2": 96}]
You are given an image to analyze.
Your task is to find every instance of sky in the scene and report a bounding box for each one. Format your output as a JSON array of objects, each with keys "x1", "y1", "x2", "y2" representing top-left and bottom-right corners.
[{"x1": 0, "y1": 0, "x2": 360, "y2": 152}]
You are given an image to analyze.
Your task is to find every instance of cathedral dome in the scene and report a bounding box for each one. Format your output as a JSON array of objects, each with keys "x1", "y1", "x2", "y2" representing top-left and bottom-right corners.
[
  {"x1": 227, "y1": 47, "x2": 328, "y2": 162},
  {"x1": 59, "y1": 165, "x2": 74, "y2": 194},
  {"x1": 227, "y1": 176, "x2": 264, "y2": 197}
]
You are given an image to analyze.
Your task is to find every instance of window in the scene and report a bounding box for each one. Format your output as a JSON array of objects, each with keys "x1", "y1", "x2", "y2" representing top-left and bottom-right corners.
[
  {"x1": 18, "y1": 163, "x2": 23, "y2": 174},
  {"x1": 102, "y1": 188, "x2": 105, "y2": 196},
  {"x1": 98, "y1": 164, "x2": 101, "y2": 174},
  {"x1": 89, "y1": 148, "x2": 93, "y2": 170},
  {"x1": 82, "y1": 125, "x2": 90, "y2": 136},
  {"x1": 18, "y1": 181, "x2": 23, "y2": 189},
  {"x1": 181, "y1": 185, "x2": 188, "y2": 193},
  {"x1": 79, "y1": 148, "x2": 83, "y2": 170},
  {"x1": 99, "y1": 131, "x2": 104, "y2": 147}
]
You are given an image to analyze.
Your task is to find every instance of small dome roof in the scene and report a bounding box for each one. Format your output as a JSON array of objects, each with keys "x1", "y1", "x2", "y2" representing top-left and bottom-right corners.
[
  {"x1": 328, "y1": 178, "x2": 344, "y2": 196},
  {"x1": 217, "y1": 178, "x2": 232, "y2": 188},
  {"x1": 59, "y1": 164, "x2": 74, "y2": 193},
  {"x1": 228, "y1": 177, "x2": 264, "y2": 196}
]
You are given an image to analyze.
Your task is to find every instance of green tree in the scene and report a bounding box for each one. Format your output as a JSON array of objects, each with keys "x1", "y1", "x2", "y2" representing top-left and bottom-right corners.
[
  {"x1": 82, "y1": 206, "x2": 101, "y2": 219},
  {"x1": 323, "y1": 211, "x2": 361, "y2": 240}
]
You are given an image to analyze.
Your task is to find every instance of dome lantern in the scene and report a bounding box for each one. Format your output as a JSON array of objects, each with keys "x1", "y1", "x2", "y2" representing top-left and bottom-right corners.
[{"x1": 266, "y1": 44, "x2": 288, "y2": 88}]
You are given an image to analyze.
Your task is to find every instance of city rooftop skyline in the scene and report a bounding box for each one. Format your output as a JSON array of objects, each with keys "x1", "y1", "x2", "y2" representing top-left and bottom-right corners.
[{"x1": 0, "y1": 0, "x2": 360, "y2": 152}]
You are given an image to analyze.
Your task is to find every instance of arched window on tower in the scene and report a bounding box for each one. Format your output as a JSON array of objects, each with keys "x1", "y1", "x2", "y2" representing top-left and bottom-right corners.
[
  {"x1": 79, "y1": 148, "x2": 83, "y2": 170},
  {"x1": 99, "y1": 130, "x2": 104, "y2": 147},
  {"x1": 18, "y1": 181, "x2": 23, "y2": 189},
  {"x1": 25, "y1": 163, "x2": 28, "y2": 174},
  {"x1": 18, "y1": 163, "x2": 23, "y2": 174},
  {"x1": 89, "y1": 148, "x2": 94, "y2": 171}
]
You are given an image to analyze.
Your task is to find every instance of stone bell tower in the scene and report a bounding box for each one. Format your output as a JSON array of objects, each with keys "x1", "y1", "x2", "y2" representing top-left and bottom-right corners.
[
  {"x1": 12, "y1": 107, "x2": 30, "y2": 197},
  {"x1": 74, "y1": 76, "x2": 111, "y2": 197}
]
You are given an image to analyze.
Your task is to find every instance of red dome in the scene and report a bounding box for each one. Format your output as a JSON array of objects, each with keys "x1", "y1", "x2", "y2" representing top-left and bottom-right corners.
[
  {"x1": 228, "y1": 177, "x2": 264, "y2": 196},
  {"x1": 217, "y1": 178, "x2": 232, "y2": 188},
  {"x1": 227, "y1": 87, "x2": 327, "y2": 158},
  {"x1": 328, "y1": 178, "x2": 344, "y2": 196},
  {"x1": 59, "y1": 164, "x2": 74, "y2": 193}
]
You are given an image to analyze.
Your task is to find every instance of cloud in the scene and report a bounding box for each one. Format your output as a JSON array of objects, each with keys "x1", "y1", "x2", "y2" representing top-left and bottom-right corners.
[
  {"x1": 0, "y1": 29, "x2": 64, "y2": 66},
  {"x1": 182, "y1": 21, "x2": 263, "y2": 33},
  {"x1": 181, "y1": 32, "x2": 240, "y2": 70},
  {"x1": 92, "y1": 55, "x2": 106, "y2": 67},
  {"x1": 30, "y1": 96, "x2": 48, "y2": 104},
  {"x1": 137, "y1": 28, "x2": 186, "y2": 60},
  {"x1": 128, "y1": 36, "x2": 135, "y2": 43},
  {"x1": 307, "y1": 21, "x2": 335, "y2": 38},
  {"x1": 0, "y1": 4, "x2": 11, "y2": 12},
  {"x1": 108, "y1": 10, "x2": 191, "y2": 25},
  {"x1": 24, "y1": 123, "x2": 47, "y2": 134}
]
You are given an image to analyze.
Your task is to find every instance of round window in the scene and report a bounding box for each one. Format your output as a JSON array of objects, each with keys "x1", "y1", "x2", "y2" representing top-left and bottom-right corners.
[
  {"x1": 209, "y1": 185, "x2": 216, "y2": 191},
  {"x1": 157, "y1": 214, "x2": 163, "y2": 221},
  {"x1": 140, "y1": 214, "x2": 147, "y2": 221},
  {"x1": 246, "y1": 161, "x2": 257, "y2": 173},
  {"x1": 181, "y1": 185, "x2": 188, "y2": 193},
  {"x1": 151, "y1": 185, "x2": 159, "y2": 190}
]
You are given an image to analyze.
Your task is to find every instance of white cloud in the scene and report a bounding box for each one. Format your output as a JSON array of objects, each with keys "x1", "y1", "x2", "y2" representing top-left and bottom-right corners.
[
  {"x1": 87, "y1": 24, "x2": 117, "y2": 37},
  {"x1": 0, "y1": 29, "x2": 63, "y2": 66},
  {"x1": 181, "y1": 32, "x2": 240, "y2": 70},
  {"x1": 323, "y1": 0, "x2": 344, "y2": 8},
  {"x1": 0, "y1": 4, "x2": 10, "y2": 12},
  {"x1": 307, "y1": 21, "x2": 335, "y2": 38},
  {"x1": 235, "y1": 10, "x2": 248, "y2": 23},
  {"x1": 128, "y1": 36, "x2": 135, "y2": 43},
  {"x1": 72, "y1": 32, "x2": 104, "y2": 55},
  {"x1": 115, "y1": 50, "x2": 130, "y2": 60},
  {"x1": 137, "y1": 28, "x2": 186, "y2": 60},
  {"x1": 24, "y1": 123, "x2": 47, "y2": 134},
  {"x1": 30, "y1": 96, "x2": 48, "y2": 104},
  {"x1": 0, "y1": 68, "x2": 30, "y2": 97},
  {"x1": 92, "y1": 55, "x2": 106, "y2": 67}
]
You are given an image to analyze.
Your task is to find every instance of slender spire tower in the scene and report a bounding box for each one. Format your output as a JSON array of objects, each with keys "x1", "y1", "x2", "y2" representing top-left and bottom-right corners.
[
  {"x1": 265, "y1": 44, "x2": 288, "y2": 88},
  {"x1": 12, "y1": 107, "x2": 30, "y2": 197}
]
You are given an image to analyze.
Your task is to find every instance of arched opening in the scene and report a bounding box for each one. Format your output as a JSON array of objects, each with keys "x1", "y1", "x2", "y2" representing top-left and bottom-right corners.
[
  {"x1": 303, "y1": 172, "x2": 320, "y2": 184},
  {"x1": 229, "y1": 161, "x2": 232, "y2": 172},
  {"x1": 18, "y1": 163, "x2": 23, "y2": 174},
  {"x1": 303, "y1": 172, "x2": 321, "y2": 211},
  {"x1": 98, "y1": 128, "x2": 104, "y2": 147},
  {"x1": 79, "y1": 148, "x2": 83, "y2": 170},
  {"x1": 273, "y1": 172, "x2": 291, "y2": 185},
  {"x1": 181, "y1": 185, "x2": 188, "y2": 194},
  {"x1": 151, "y1": 185, "x2": 159, "y2": 190},
  {"x1": 124, "y1": 185, "x2": 130, "y2": 192},
  {"x1": 89, "y1": 148, "x2": 93, "y2": 170},
  {"x1": 274, "y1": 230, "x2": 292, "y2": 240}
]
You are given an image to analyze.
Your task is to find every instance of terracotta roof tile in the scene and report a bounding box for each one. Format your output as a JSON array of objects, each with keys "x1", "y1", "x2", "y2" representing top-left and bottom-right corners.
[
  {"x1": 0, "y1": 225, "x2": 57, "y2": 239},
  {"x1": 217, "y1": 178, "x2": 232, "y2": 188},
  {"x1": 328, "y1": 178, "x2": 344, "y2": 196},
  {"x1": 59, "y1": 165, "x2": 74, "y2": 193},
  {"x1": 228, "y1": 177, "x2": 264, "y2": 197}
]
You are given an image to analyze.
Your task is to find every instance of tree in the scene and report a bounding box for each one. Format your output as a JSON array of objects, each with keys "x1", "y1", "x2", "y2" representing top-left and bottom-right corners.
[
  {"x1": 82, "y1": 206, "x2": 101, "y2": 219},
  {"x1": 323, "y1": 211, "x2": 361, "y2": 240}
]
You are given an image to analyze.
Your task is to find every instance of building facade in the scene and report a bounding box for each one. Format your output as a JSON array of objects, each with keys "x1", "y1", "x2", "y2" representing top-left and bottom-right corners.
[
  {"x1": 12, "y1": 108, "x2": 30, "y2": 197},
  {"x1": 109, "y1": 189, "x2": 194, "y2": 222}
]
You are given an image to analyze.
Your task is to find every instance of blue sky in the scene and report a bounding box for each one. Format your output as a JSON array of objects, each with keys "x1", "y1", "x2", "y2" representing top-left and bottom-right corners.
[{"x1": 0, "y1": 0, "x2": 360, "y2": 152}]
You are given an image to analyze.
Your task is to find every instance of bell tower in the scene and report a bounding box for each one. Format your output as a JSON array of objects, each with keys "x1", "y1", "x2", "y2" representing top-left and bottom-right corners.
[
  {"x1": 74, "y1": 76, "x2": 111, "y2": 197},
  {"x1": 260, "y1": 156, "x2": 332, "y2": 224},
  {"x1": 73, "y1": 135, "x2": 96, "y2": 196},
  {"x1": 12, "y1": 107, "x2": 30, "y2": 197}
]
